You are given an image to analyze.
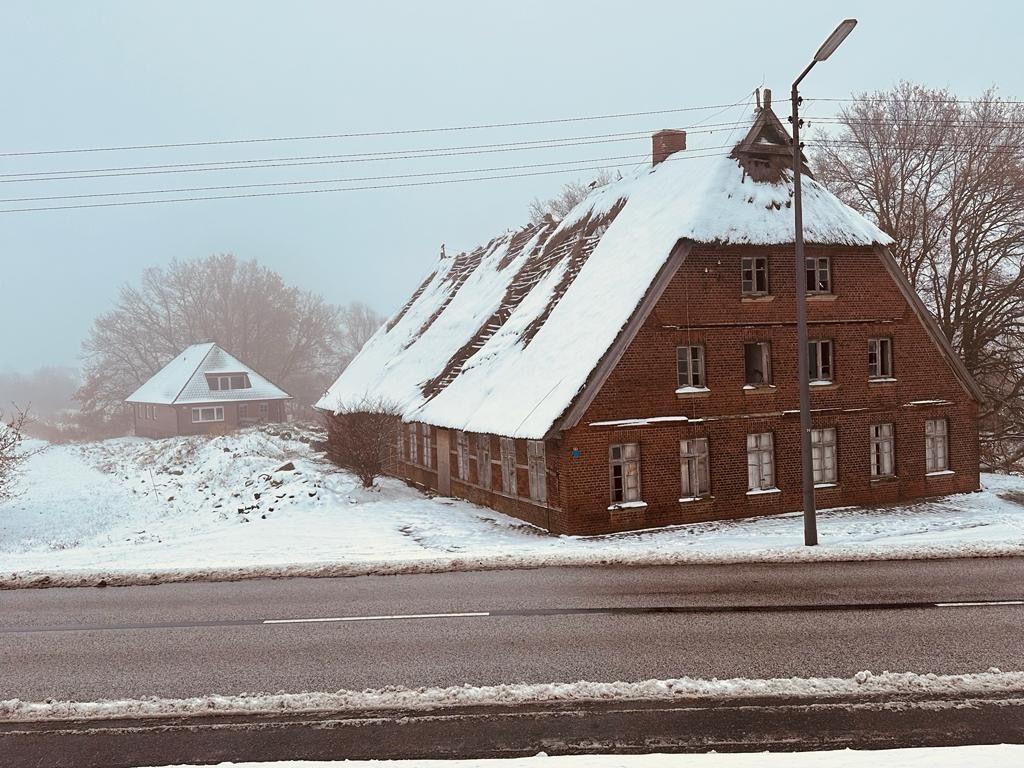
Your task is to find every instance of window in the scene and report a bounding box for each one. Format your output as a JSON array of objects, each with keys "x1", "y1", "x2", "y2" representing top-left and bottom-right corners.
[
  {"x1": 456, "y1": 431, "x2": 471, "y2": 481},
  {"x1": 191, "y1": 406, "x2": 224, "y2": 423},
  {"x1": 870, "y1": 423, "x2": 895, "y2": 478},
  {"x1": 422, "y1": 425, "x2": 433, "y2": 469},
  {"x1": 397, "y1": 427, "x2": 405, "y2": 461},
  {"x1": 500, "y1": 437, "x2": 517, "y2": 495},
  {"x1": 925, "y1": 419, "x2": 949, "y2": 473},
  {"x1": 808, "y1": 340, "x2": 833, "y2": 382},
  {"x1": 805, "y1": 256, "x2": 831, "y2": 293},
  {"x1": 527, "y1": 441, "x2": 547, "y2": 504},
  {"x1": 676, "y1": 345, "x2": 706, "y2": 388},
  {"x1": 741, "y1": 256, "x2": 769, "y2": 295},
  {"x1": 680, "y1": 438, "x2": 710, "y2": 499},
  {"x1": 746, "y1": 432, "x2": 775, "y2": 490},
  {"x1": 259, "y1": 402, "x2": 269, "y2": 420},
  {"x1": 744, "y1": 342, "x2": 772, "y2": 386},
  {"x1": 811, "y1": 427, "x2": 837, "y2": 485},
  {"x1": 868, "y1": 338, "x2": 893, "y2": 379},
  {"x1": 408, "y1": 423, "x2": 418, "y2": 464},
  {"x1": 609, "y1": 443, "x2": 641, "y2": 503},
  {"x1": 477, "y1": 436, "x2": 491, "y2": 489},
  {"x1": 207, "y1": 373, "x2": 250, "y2": 391},
  {"x1": 238, "y1": 404, "x2": 248, "y2": 419}
]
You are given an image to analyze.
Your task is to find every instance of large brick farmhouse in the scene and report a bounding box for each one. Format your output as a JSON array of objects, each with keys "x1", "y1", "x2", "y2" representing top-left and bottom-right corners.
[
  {"x1": 318, "y1": 100, "x2": 982, "y2": 535},
  {"x1": 127, "y1": 342, "x2": 291, "y2": 438}
]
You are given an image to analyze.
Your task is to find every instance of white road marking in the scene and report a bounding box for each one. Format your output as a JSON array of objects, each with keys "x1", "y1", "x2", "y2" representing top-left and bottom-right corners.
[
  {"x1": 935, "y1": 600, "x2": 1024, "y2": 608},
  {"x1": 263, "y1": 611, "x2": 490, "y2": 625}
]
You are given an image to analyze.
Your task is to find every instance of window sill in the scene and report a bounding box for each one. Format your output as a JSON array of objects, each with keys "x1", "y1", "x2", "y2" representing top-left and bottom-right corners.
[
  {"x1": 741, "y1": 294, "x2": 775, "y2": 303},
  {"x1": 814, "y1": 482, "x2": 839, "y2": 490},
  {"x1": 608, "y1": 501, "x2": 648, "y2": 511},
  {"x1": 743, "y1": 384, "x2": 777, "y2": 394},
  {"x1": 806, "y1": 293, "x2": 837, "y2": 302},
  {"x1": 675, "y1": 386, "x2": 711, "y2": 399},
  {"x1": 926, "y1": 469, "x2": 955, "y2": 478},
  {"x1": 746, "y1": 487, "x2": 781, "y2": 497},
  {"x1": 869, "y1": 377, "x2": 898, "y2": 385},
  {"x1": 870, "y1": 475, "x2": 898, "y2": 484},
  {"x1": 679, "y1": 495, "x2": 714, "y2": 504},
  {"x1": 809, "y1": 381, "x2": 839, "y2": 390}
]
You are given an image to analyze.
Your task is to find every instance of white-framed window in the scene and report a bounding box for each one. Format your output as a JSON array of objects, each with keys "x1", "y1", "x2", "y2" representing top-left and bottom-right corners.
[
  {"x1": 408, "y1": 423, "x2": 419, "y2": 464},
  {"x1": 746, "y1": 432, "x2": 775, "y2": 490},
  {"x1": 500, "y1": 437, "x2": 517, "y2": 495},
  {"x1": 811, "y1": 427, "x2": 838, "y2": 485},
  {"x1": 456, "y1": 431, "x2": 471, "y2": 481},
  {"x1": 808, "y1": 339, "x2": 833, "y2": 382},
  {"x1": 744, "y1": 342, "x2": 772, "y2": 386},
  {"x1": 191, "y1": 406, "x2": 224, "y2": 423},
  {"x1": 870, "y1": 423, "x2": 895, "y2": 478},
  {"x1": 422, "y1": 425, "x2": 433, "y2": 469},
  {"x1": 925, "y1": 419, "x2": 949, "y2": 473},
  {"x1": 868, "y1": 338, "x2": 893, "y2": 379},
  {"x1": 527, "y1": 440, "x2": 547, "y2": 504},
  {"x1": 676, "y1": 345, "x2": 706, "y2": 388},
  {"x1": 741, "y1": 256, "x2": 769, "y2": 295},
  {"x1": 680, "y1": 438, "x2": 710, "y2": 499},
  {"x1": 609, "y1": 443, "x2": 641, "y2": 503},
  {"x1": 477, "y1": 435, "x2": 491, "y2": 489},
  {"x1": 805, "y1": 256, "x2": 831, "y2": 293}
]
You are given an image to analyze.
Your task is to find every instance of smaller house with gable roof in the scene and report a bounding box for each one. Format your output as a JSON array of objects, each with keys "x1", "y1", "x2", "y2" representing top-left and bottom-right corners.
[{"x1": 126, "y1": 342, "x2": 291, "y2": 438}]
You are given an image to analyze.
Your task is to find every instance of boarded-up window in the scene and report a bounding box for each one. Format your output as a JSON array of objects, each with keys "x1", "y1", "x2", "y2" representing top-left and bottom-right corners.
[
  {"x1": 500, "y1": 437, "x2": 516, "y2": 495},
  {"x1": 527, "y1": 441, "x2": 547, "y2": 504}
]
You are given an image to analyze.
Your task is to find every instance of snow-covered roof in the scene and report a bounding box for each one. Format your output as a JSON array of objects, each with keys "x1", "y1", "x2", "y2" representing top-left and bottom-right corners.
[
  {"x1": 126, "y1": 343, "x2": 292, "y2": 405},
  {"x1": 317, "y1": 107, "x2": 893, "y2": 439}
]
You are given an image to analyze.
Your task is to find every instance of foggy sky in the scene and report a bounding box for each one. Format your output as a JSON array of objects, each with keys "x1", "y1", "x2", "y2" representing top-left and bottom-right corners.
[{"x1": 2, "y1": 0, "x2": 1021, "y2": 373}]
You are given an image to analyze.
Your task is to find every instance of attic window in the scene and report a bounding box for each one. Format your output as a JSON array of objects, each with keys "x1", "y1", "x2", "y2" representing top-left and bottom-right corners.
[{"x1": 207, "y1": 373, "x2": 251, "y2": 391}]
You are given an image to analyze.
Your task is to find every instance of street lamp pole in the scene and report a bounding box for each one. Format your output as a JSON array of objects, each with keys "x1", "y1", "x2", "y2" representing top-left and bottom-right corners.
[{"x1": 791, "y1": 18, "x2": 857, "y2": 547}]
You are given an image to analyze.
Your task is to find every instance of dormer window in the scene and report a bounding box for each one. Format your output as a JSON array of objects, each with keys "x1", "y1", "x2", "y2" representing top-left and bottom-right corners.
[{"x1": 207, "y1": 373, "x2": 251, "y2": 391}]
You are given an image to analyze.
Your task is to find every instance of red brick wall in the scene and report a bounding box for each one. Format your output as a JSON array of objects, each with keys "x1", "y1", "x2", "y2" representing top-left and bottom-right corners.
[
  {"x1": 560, "y1": 244, "x2": 980, "y2": 535},
  {"x1": 133, "y1": 400, "x2": 287, "y2": 438}
]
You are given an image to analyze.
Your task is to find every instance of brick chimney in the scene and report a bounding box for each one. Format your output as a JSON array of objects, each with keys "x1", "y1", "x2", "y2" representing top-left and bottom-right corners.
[{"x1": 652, "y1": 129, "x2": 687, "y2": 166}]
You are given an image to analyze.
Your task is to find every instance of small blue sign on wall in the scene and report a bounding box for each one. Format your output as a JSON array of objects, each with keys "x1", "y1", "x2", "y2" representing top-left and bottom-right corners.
[{"x1": 570, "y1": 447, "x2": 581, "y2": 458}]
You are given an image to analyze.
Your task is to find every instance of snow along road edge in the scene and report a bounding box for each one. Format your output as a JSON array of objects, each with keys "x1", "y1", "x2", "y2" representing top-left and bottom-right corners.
[
  {"x1": 4, "y1": 540, "x2": 1024, "y2": 591},
  {"x1": 3, "y1": 669, "x2": 1024, "y2": 723}
]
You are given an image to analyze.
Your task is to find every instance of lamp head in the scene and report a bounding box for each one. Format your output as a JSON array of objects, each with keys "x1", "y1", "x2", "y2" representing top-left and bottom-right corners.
[{"x1": 814, "y1": 19, "x2": 857, "y2": 61}]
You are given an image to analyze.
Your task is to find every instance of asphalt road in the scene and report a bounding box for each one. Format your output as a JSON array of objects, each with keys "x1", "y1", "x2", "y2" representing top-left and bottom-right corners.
[{"x1": 2, "y1": 557, "x2": 1024, "y2": 702}]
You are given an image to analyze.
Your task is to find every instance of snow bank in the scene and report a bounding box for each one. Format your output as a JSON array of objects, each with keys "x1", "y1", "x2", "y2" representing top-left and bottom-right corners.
[
  {"x1": 3, "y1": 669, "x2": 1022, "y2": 723},
  {"x1": 3, "y1": 433, "x2": 1024, "y2": 590},
  {"x1": 149, "y1": 745, "x2": 1024, "y2": 768}
]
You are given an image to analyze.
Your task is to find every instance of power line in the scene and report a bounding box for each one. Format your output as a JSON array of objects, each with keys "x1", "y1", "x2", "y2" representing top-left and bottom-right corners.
[
  {"x1": 0, "y1": 102, "x2": 745, "y2": 159},
  {"x1": 0, "y1": 122, "x2": 755, "y2": 184},
  {"x1": 0, "y1": 148, "x2": 733, "y2": 214}
]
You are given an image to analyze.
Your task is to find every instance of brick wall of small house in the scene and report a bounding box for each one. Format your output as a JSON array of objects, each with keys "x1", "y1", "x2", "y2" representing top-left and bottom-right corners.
[
  {"x1": 132, "y1": 403, "x2": 181, "y2": 438},
  {"x1": 560, "y1": 243, "x2": 980, "y2": 536}
]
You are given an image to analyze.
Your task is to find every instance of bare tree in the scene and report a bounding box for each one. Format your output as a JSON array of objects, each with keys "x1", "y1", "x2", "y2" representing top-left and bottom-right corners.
[
  {"x1": 338, "y1": 302, "x2": 385, "y2": 364},
  {"x1": 77, "y1": 254, "x2": 352, "y2": 428},
  {"x1": 815, "y1": 84, "x2": 1024, "y2": 469},
  {"x1": 528, "y1": 171, "x2": 616, "y2": 224},
  {"x1": 0, "y1": 407, "x2": 36, "y2": 503},
  {"x1": 323, "y1": 397, "x2": 402, "y2": 487}
]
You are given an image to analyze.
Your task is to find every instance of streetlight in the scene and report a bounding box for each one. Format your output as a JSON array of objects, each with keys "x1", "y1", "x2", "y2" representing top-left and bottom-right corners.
[{"x1": 791, "y1": 18, "x2": 857, "y2": 547}]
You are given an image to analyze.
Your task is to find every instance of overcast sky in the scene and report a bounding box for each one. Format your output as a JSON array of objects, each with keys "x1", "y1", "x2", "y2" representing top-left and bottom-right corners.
[{"x1": 2, "y1": 0, "x2": 1021, "y2": 373}]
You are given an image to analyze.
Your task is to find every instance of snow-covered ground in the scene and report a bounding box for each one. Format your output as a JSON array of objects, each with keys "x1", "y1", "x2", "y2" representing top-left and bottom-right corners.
[
  {"x1": 152, "y1": 746, "x2": 1024, "y2": 768},
  {"x1": 4, "y1": 669, "x2": 1022, "y2": 722},
  {"x1": 1, "y1": 428, "x2": 1023, "y2": 588}
]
